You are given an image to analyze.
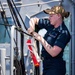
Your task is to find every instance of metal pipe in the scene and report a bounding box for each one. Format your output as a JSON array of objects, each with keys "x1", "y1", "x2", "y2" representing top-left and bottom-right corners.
[
  {"x1": 10, "y1": 25, "x2": 16, "y2": 75},
  {"x1": 68, "y1": 0, "x2": 75, "y2": 75},
  {"x1": 71, "y1": 7, "x2": 75, "y2": 75},
  {"x1": 0, "y1": 48, "x2": 6, "y2": 75},
  {"x1": 0, "y1": 0, "x2": 61, "y2": 9}
]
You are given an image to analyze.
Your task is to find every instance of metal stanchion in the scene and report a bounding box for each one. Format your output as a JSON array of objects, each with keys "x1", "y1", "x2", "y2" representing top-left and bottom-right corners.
[
  {"x1": 10, "y1": 25, "x2": 16, "y2": 75},
  {"x1": 0, "y1": 48, "x2": 6, "y2": 75}
]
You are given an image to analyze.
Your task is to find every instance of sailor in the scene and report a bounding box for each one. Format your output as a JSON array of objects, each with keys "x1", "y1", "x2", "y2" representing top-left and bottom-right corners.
[{"x1": 28, "y1": 5, "x2": 71, "y2": 75}]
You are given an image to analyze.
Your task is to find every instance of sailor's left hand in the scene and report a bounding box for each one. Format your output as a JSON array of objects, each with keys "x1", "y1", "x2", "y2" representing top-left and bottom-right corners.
[{"x1": 32, "y1": 32, "x2": 42, "y2": 41}]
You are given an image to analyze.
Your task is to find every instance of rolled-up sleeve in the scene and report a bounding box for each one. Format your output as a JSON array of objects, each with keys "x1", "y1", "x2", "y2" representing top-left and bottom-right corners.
[{"x1": 38, "y1": 19, "x2": 53, "y2": 30}]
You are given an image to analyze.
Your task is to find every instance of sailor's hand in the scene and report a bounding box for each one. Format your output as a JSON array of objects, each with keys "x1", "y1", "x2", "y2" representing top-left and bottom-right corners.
[
  {"x1": 33, "y1": 32, "x2": 42, "y2": 41},
  {"x1": 27, "y1": 18, "x2": 35, "y2": 34},
  {"x1": 27, "y1": 27, "x2": 34, "y2": 34}
]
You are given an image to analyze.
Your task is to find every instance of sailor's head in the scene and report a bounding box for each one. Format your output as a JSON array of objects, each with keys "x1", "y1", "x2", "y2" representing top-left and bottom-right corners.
[{"x1": 44, "y1": 5, "x2": 70, "y2": 19}]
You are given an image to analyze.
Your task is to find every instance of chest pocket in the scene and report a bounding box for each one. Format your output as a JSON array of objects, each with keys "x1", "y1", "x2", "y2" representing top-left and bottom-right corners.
[{"x1": 46, "y1": 31, "x2": 60, "y2": 46}]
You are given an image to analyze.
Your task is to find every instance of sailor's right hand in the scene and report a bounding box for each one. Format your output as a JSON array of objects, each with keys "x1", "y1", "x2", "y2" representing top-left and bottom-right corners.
[
  {"x1": 27, "y1": 18, "x2": 35, "y2": 34},
  {"x1": 27, "y1": 18, "x2": 39, "y2": 34},
  {"x1": 27, "y1": 27, "x2": 34, "y2": 34}
]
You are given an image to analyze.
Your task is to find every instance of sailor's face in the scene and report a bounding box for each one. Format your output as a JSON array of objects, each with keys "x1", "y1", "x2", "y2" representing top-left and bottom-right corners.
[{"x1": 49, "y1": 14, "x2": 60, "y2": 25}]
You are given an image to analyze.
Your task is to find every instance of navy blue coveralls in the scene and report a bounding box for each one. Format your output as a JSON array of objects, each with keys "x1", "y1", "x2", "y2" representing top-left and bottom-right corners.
[{"x1": 38, "y1": 19, "x2": 71, "y2": 75}]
